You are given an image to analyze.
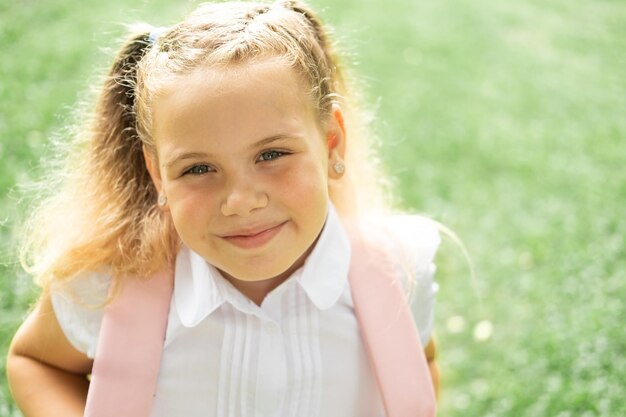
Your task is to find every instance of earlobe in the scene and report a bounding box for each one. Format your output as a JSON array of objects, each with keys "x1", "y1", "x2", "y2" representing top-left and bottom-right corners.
[{"x1": 327, "y1": 104, "x2": 346, "y2": 180}]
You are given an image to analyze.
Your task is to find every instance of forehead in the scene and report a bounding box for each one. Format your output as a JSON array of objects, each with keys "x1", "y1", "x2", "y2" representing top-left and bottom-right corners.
[{"x1": 151, "y1": 58, "x2": 321, "y2": 154}]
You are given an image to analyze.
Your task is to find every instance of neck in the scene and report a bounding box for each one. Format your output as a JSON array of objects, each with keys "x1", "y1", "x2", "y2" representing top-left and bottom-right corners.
[
  {"x1": 222, "y1": 273, "x2": 288, "y2": 306},
  {"x1": 220, "y1": 245, "x2": 314, "y2": 306}
]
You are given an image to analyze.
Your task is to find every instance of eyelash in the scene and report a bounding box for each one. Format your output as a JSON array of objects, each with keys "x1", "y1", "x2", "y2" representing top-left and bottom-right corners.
[
  {"x1": 257, "y1": 150, "x2": 289, "y2": 161},
  {"x1": 182, "y1": 150, "x2": 290, "y2": 176},
  {"x1": 183, "y1": 165, "x2": 214, "y2": 176}
]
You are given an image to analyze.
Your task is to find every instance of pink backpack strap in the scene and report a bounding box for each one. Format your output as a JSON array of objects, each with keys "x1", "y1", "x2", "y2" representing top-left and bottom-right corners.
[
  {"x1": 84, "y1": 268, "x2": 173, "y2": 417},
  {"x1": 347, "y1": 224, "x2": 437, "y2": 417}
]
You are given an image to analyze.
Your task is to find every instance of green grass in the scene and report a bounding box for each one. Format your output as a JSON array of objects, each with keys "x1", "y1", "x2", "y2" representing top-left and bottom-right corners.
[{"x1": 1, "y1": 0, "x2": 625, "y2": 415}]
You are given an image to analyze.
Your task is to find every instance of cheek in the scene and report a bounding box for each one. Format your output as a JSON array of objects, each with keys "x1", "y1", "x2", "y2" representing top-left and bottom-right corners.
[
  {"x1": 277, "y1": 158, "x2": 329, "y2": 201},
  {"x1": 165, "y1": 184, "x2": 218, "y2": 231}
]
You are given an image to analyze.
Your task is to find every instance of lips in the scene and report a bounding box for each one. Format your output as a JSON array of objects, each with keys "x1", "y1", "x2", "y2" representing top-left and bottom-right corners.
[{"x1": 220, "y1": 221, "x2": 287, "y2": 249}]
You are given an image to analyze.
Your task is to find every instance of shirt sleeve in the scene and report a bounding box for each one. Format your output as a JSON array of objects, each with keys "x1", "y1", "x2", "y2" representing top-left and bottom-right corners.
[
  {"x1": 49, "y1": 272, "x2": 111, "y2": 359},
  {"x1": 380, "y1": 215, "x2": 441, "y2": 346}
]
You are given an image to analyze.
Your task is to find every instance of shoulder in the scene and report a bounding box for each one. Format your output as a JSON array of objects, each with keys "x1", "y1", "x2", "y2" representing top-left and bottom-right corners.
[
  {"x1": 379, "y1": 214, "x2": 441, "y2": 266},
  {"x1": 49, "y1": 271, "x2": 112, "y2": 359},
  {"x1": 362, "y1": 213, "x2": 441, "y2": 344},
  {"x1": 364, "y1": 213, "x2": 441, "y2": 279}
]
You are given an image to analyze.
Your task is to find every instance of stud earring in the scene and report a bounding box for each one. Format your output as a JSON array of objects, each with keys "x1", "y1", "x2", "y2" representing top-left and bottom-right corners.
[
  {"x1": 333, "y1": 162, "x2": 345, "y2": 175},
  {"x1": 157, "y1": 193, "x2": 167, "y2": 207}
]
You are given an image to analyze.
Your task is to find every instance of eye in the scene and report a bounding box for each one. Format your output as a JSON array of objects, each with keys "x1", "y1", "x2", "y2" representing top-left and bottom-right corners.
[
  {"x1": 183, "y1": 164, "x2": 213, "y2": 175},
  {"x1": 258, "y1": 150, "x2": 287, "y2": 162}
]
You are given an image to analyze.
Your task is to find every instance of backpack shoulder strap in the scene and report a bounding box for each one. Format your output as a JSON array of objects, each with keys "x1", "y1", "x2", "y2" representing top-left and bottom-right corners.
[
  {"x1": 84, "y1": 268, "x2": 174, "y2": 417},
  {"x1": 346, "y1": 223, "x2": 437, "y2": 417}
]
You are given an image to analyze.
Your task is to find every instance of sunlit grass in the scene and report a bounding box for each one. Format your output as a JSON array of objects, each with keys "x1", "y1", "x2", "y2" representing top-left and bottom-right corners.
[{"x1": 1, "y1": 0, "x2": 625, "y2": 415}]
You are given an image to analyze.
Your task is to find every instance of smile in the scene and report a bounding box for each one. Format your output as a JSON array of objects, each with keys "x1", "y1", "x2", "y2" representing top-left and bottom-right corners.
[{"x1": 220, "y1": 221, "x2": 287, "y2": 249}]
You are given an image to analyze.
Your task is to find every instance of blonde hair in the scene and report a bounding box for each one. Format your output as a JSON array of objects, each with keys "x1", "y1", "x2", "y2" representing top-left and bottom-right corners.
[{"x1": 20, "y1": 0, "x2": 391, "y2": 292}]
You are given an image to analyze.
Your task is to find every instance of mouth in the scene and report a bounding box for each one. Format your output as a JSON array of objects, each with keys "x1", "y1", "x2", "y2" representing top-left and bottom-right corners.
[{"x1": 220, "y1": 221, "x2": 288, "y2": 249}]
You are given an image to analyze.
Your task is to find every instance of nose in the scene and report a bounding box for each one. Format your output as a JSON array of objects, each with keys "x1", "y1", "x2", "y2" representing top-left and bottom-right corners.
[{"x1": 220, "y1": 173, "x2": 268, "y2": 217}]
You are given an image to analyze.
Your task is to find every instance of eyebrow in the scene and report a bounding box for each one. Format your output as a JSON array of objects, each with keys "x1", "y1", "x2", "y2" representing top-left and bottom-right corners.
[
  {"x1": 250, "y1": 134, "x2": 302, "y2": 149},
  {"x1": 164, "y1": 152, "x2": 208, "y2": 169},
  {"x1": 163, "y1": 134, "x2": 301, "y2": 169}
]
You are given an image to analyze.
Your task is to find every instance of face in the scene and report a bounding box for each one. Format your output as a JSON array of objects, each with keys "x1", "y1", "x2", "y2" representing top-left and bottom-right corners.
[{"x1": 147, "y1": 58, "x2": 344, "y2": 282}]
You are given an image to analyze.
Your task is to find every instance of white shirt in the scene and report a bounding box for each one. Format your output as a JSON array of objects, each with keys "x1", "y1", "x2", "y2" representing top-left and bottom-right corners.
[{"x1": 51, "y1": 205, "x2": 440, "y2": 417}]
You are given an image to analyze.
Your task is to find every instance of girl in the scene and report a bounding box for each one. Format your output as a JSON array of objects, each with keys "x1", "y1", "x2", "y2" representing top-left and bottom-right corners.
[{"x1": 7, "y1": 1, "x2": 441, "y2": 416}]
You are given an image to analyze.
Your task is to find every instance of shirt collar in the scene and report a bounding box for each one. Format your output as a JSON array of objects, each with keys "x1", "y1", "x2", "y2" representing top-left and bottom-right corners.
[
  {"x1": 174, "y1": 202, "x2": 352, "y2": 327},
  {"x1": 174, "y1": 247, "x2": 226, "y2": 327},
  {"x1": 296, "y1": 203, "x2": 351, "y2": 310}
]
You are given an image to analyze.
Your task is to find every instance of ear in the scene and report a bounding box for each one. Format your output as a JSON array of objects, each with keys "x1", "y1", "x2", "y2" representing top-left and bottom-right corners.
[
  {"x1": 143, "y1": 145, "x2": 166, "y2": 207},
  {"x1": 326, "y1": 103, "x2": 346, "y2": 179}
]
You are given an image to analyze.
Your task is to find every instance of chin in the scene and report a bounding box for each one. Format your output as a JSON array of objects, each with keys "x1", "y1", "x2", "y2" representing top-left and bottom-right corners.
[{"x1": 223, "y1": 260, "x2": 295, "y2": 282}]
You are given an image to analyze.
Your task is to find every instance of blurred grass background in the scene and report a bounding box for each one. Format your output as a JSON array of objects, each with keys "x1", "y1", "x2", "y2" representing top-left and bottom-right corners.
[{"x1": 1, "y1": 0, "x2": 625, "y2": 415}]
